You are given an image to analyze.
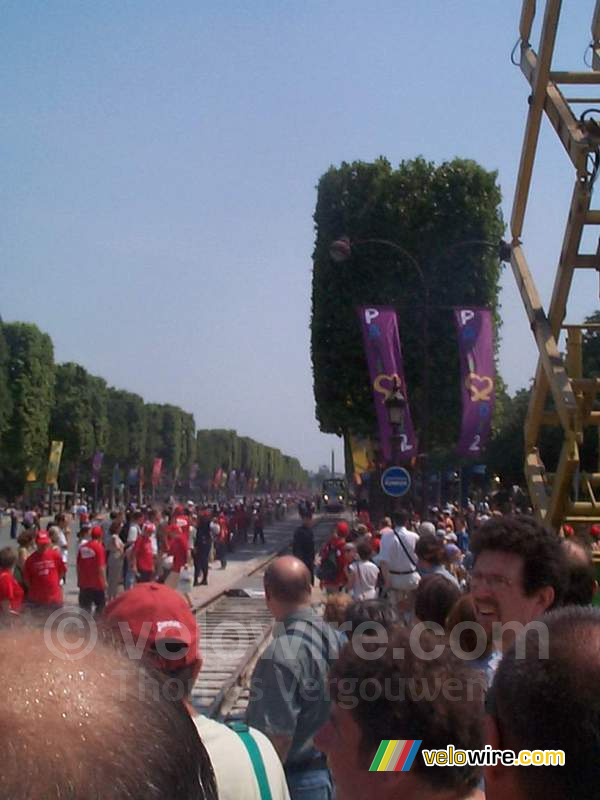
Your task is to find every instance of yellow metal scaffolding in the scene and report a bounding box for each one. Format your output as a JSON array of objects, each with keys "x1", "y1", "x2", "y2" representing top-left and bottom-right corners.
[{"x1": 512, "y1": 0, "x2": 600, "y2": 530}]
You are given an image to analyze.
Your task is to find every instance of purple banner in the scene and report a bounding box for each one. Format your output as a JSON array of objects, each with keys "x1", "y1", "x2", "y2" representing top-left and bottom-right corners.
[
  {"x1": 453, "y1": 307, "x2": 495, "y2": 458},
  {"x1": 358, "y1": 306, "x2": 417, "y2": 462},
  {"x1": 91, "y1": 451, "x2": 103, "y2": 483}
]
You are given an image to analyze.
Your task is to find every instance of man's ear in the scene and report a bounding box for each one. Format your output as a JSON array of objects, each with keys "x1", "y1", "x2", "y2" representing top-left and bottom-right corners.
[{"x1": 536, "y1": 584, "x2": 555, "y2": 613}]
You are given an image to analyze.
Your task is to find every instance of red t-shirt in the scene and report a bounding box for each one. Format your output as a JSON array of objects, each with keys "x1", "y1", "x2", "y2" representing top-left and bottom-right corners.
[
  {"x1": 169, "y1": 533, "x2": 189, "y2": 572},
  {"x1": 133, "y1": 534, "x2": 155, "y2": 573},
  {"x1": 320, "y1": 537, "x2": 347, "y2": 587},
  {"x1": 24, "y1": 548, "x2": 66, "y2": 605},
  {"x1": 173, "y1": 515, "x2": 190, "y2": 539},
  {"x1": 0, "y1": 569, "x2": 24, "y2": 612},
  {"x1": 77, "y1": 540, "x2": 106, "y2": 591}
]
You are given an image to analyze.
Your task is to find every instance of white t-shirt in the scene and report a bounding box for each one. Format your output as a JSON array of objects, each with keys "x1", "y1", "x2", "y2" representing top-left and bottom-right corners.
[
  {"x1": 348, "y1": 560, "x2": 380, "y2": 600},
  {"x1": 193, "y1": 714, "x2": 290, "y2": 800},
  {"x1": 379, "y1": 527, "x2": 419, "y2": 573},
  {"x1": 126, "y1": 523, "x2": 140, "y2": 546}
]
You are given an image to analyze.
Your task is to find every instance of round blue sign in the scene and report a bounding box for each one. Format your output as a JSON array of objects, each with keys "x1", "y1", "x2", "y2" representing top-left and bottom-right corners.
[{"x1": 381, "y1": 466, "x2": 412, "y2": 497}]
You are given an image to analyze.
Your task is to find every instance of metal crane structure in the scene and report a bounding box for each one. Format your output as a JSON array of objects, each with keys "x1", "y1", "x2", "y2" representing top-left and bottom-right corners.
[{"x1": 511, "y1": 0, "x2": 600, "y2": 530}]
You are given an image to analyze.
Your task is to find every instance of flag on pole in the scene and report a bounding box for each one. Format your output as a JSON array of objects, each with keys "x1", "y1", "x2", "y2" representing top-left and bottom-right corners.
[{"x1": 46, "y1": 441, "x2": 64, "y2": 486}]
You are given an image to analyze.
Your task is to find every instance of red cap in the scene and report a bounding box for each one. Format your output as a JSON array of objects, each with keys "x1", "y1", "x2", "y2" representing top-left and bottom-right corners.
[
  {"x1": 36, "y1": 530, "x2": 50, "y2": 545},
  {"x1": 102, "y1": 583, "x2": 199, "y2": 672},
  {"x1": 336, "y1": 521, "x2": 350, "y2": 538},
  {"x1": 562, "y1": 524, "x2": 575, "y2": 537},
  {"x1": 142, "y1": 522, "x2": 156, "y2": 535},
  {"x1": 91, "y1": 525, "x2": 104, "y2": 538},
  {"x1": 591, "y1": 524, "x2": 600, "y2": 538}
]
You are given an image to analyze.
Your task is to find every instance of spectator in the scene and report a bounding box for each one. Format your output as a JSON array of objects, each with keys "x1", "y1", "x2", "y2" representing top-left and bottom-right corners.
[
  {"x1": 343, "y1": 597, "x2": 400, "y2": 638},
  {"x1": 445, "y1": 593, "x2": 499, "y2": 688},
  {"x1": 77, "y1": 524, "x2": 107, "y2": 615},
  {"x1": 106, "y1": 518, "x2": 125, "y2": 600},
  {"x1": 103, "y1": 582, "x2": 289, "y2": 800},
  {"x1": 318, "y1": 522, "x2": 348, "y2": 594},
  {"x1": 248, "y1": 556, "x2": 345, "y2": 799},
  {"x1": 323, "y1": 591, "x2": 353, "y2": 626},
  {"x1": 124, "y1": 510, "x2": 144, "y2": 589},
  {"x1": 24, "y1": 530, "x2": 66, "y2": 610},
  {"x1": 562, "y1": 538, "x2": 598, "y2": 605},
  {"x1": 316, "y1": 624, "x2": 485, "y2": 800},
  {"x1": 253, "y1": 507, "x2": 265, "y2": 544},
  {"x1": 378, "y1": 510, "x2": 420, "y2": 606},
  {"x1": 0, "y1": 627, "x2": 217, "y2": 800},
  {"x1": 415, "y1": 533, "x2": 460, "y2": 588},
  {"x1": 470, "y1": 515, "x2": 567, "y2": 650},
  {"x1": 485, "y1": 606, "x2": 600, "y2": 800},
  {"x1": 165, "y1": 523, "x2": 190, "y2": 590},
  {"x1": 414, "y1": 573, "x2": 462, "y2": 627},
  {"x1": 131, "y1": 521, "x2": 157, "y2": 583},
  {"x1": 0, "y1": 547, "x2": 24, "y2": 615},
  {"x1": 193, "y1": 511, "x2": 212, "y2": 586},
  {"x1": 15, "y1": 529, "x2": 35, "y2": 587},
  {"x1": 346, "y1": 540, "x2": 380, "y2": 600},
  {"x1": 292, "y1": 515, "x2": 315, "y2": 584},
  {"x1": 454, "y1": 515, "x2": 470, "y2": 553}
]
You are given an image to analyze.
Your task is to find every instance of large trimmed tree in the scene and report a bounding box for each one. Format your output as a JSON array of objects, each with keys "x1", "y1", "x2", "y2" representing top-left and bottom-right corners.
[{"x1": 311, "y1": 157, "x2": 505, "y2": 466}]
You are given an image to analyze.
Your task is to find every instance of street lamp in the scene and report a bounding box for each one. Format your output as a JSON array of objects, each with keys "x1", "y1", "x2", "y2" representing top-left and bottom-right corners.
[
  {"x1": 330, "y1": 234, "x2": 510, "y2": 516},
  {"x1": 384, "y1": 376, "x2": 406, "y2": 462}
]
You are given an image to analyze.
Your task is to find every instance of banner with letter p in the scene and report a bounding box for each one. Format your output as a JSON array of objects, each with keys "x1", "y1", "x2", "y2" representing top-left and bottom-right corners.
[
  {"x1": 358, "y1": 305, "x2": 417, "y2": 462},
  {"x1": 453, "y1": 307, "x2": 495, "y2": 458}
]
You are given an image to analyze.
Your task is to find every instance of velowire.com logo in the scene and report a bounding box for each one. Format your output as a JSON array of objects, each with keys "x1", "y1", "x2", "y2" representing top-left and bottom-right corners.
[{"x1": 369, "y1": 740, "x2": 422, "y2": 772}]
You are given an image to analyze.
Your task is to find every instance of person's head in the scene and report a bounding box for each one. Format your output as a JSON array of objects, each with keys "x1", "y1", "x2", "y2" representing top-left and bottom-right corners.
[
  {"x1": 454, "y1": 515, "x2": 466, "y2": 532},
  {"x1": 102, "y1": 582, "x2": 202, "y2": 698},
  {"x1": 415, "y1": 532, "x2": 445, "y2": 566},
  {"x1": 0, "y1": 547, "x2": 17, "y2": 571},
  {"x1": 263, "y1": 556, "x2": 312, "y2": 620},
  {"x1": 78, "y1": 522, "x2": 91, "y2": 539},
  {"x1": 55, "y1": 513, "x2": 66, "y2": 526},
  {"x1": 17, "y1": 529, "x2": 34, "y2": 549},
  {"x1": 47, "y1": 525, "x2": 61, "y2": 545},
  {"x1": 132, "y1": 510, "x2": 143, "y2": 523},
  {"x1": 323, "y1": 592, "x2": 354, "y2": 626},
  {"x1": 470, "y1": 515, "x2": 567, "y2": 644},
  {"x1": 381, "y1": 516, "x2": 392, "y2": 530},
  {"x1": 485, "y1": 606, "x2": 600, "y2": 800},
  {"x1": 316, "y1": 624, "x2": 484, "y2": 800},
  {"x1": 414, "y1": 573, "x2": 462, "y2": 628},
  {"x1": 356, "y1": 541, "x2": 372, "y2": 562},
  {"x1": 0, "y1": 627, "x2": 216, "y2": 800},
  {"x1": 335, "y1": 521, "x2": 349, "y2": 539},
  {"x1": 562, "y1": 539, "x2": 598, "y2": 605},
  {"x1": 417, "y1": 520, "x2": 436, "y2": 537},
  {"x1": 343, "y1": 599, "x2": 400, "y2": 638},
  {"x1": 445, "y1": 593, "x2": 492, "y2": 659},
  {"x1": 90, "y1": 525, "x2": 103, "y2": 540},
  {"x1": 35, "y1": 530, "x2": 51, "y2": 551},
  {"x1": 391, "y1": 509, "x2": 409, "y2": 528}
]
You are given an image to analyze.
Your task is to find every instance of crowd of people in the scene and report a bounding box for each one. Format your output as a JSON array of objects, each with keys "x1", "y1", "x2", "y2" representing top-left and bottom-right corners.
[
  {"x1": 0, "y1": 498, "x2": 599, "y2": 798},
  {"x1": 0, "y1": 497, "x2": 284, "y2": 616}
]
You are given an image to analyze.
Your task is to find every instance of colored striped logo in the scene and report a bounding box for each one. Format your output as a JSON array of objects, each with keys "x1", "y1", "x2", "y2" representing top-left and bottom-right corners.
[{"x1": 369, "y1": 740, "x2": 422, "y2": 772}]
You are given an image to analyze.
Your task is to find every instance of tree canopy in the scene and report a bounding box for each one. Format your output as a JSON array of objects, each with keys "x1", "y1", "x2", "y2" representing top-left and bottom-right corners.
[{"x1": 311, "y1": 157, "x2": 504, "y2": 461}]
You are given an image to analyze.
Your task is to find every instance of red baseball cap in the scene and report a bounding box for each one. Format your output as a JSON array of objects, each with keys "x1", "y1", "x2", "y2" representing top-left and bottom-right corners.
[
  {"x1": 142, "y1": 522, "x2": 156, "y2": 535},
  {"x1": 102, "y1": 583, "x2": 199, "y2": 672},
  {"x1": 36, "y1": 530, "x2": 50, "y2": 545},
  {"x1": 91, "y1": 525, "x2": 104, "y2": 538},
  {"x1": 591, "y1": 524, "x2": 600, "y2": 538},
  {"x1": 336, "y1": 521, "x2": 350, "y2": 538}
]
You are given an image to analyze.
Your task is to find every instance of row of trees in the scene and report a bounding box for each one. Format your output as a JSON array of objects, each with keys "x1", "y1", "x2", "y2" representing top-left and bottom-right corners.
[{"x1": 0, "y1": 321, "x2": 308, "y2": 499}]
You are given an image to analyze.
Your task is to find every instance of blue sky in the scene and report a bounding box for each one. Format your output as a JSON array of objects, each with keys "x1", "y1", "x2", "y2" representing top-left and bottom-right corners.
[{"x1": 2, "y1": 1, "x2": 598, "y2": 471}]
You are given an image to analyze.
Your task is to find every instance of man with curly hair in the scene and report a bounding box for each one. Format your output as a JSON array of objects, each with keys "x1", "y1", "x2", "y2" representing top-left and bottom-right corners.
[
  {"x1": 315, "y1": 625, "x2": 485, "y2": 799},
  {"x1": 469, "y1": 515, "x2": 567, "y2": 650}
]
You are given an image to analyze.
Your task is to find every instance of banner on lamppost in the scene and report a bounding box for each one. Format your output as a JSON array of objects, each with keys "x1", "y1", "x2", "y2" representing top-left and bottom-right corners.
[
  {"x1": 349, "y1": 434, "x2": 376, "y2": 486},
  {"x1": 46, "y1": 441, "x2": 64, "y2": 486},
  {"x1": 91, "y1": 451, "x2": 103, "y2": 484},
  {"x1": 357, "y1": 306, "x2": 417, "y2": 462},
  {"x1": 453, "y1": 307, "x2": 495, "y2": 458},
  {"x1": 151, "y1": 458, "x2": 163, "y2": 488}
]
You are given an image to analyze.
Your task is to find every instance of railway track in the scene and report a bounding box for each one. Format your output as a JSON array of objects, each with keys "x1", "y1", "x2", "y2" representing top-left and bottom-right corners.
[{"x1": 190, "y1": 514, "x2": 342, "y2": 721}]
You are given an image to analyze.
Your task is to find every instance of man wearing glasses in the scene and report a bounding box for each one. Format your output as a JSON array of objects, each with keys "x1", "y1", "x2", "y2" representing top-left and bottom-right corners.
[{"x1": 469, "y1": 515, "x2": 567, "y2": 652}]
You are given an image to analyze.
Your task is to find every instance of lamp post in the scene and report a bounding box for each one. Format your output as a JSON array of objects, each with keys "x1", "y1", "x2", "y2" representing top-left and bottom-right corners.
[
  {"x1": 330, "y1": 234, "x2": 510, "y2": 517},
  {"x1": 384, "y1": 377, "x2": 407, "y2": 512}
]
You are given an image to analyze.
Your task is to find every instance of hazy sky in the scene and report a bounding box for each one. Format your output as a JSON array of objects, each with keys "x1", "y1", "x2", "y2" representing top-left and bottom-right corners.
[{"x1": 2, "y1": 1, "x2": 598, "y2": 471}]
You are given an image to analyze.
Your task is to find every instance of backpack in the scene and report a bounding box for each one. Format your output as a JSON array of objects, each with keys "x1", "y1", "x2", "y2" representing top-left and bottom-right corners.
[{"x1": 317, "y1": 544, "x2": 339, "y2": 583}]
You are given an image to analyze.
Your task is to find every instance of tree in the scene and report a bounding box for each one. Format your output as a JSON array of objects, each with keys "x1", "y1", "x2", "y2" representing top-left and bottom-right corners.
[
  {"x1": 105, "y1": 388, "x2": 146, "y2": 471},
  {"x1": 311, "y1": 157, "x2": 504, "y2": 457},
  {"x1": 50, "y1": 363, "x2": 108, "y2": 486},
  {"x1": 0, "y1": 321, "x2": 13, "y2": 451},
  {"x1": 0, "y1": 322, "x2": 55, "y2": 494}
]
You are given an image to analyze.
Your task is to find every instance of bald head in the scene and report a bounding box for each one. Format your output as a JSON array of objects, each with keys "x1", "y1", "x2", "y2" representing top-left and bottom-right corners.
[
  {"x1": 264, "y1": 556, "x2": 312, "y2": 605},
  {"x1": 0, "y1": 627, "x2": 216, "y2": 800}
]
